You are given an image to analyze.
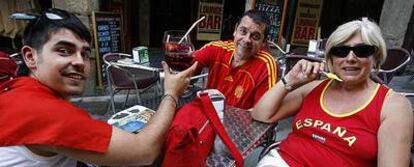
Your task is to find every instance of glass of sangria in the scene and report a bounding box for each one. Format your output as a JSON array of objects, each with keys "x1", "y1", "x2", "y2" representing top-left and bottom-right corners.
[{"x1": 162, "y1": 30, "x2": 195, "y2": 71}]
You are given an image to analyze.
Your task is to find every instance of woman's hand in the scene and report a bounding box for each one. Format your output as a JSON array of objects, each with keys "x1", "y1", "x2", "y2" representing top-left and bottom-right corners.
[
  {"x1": 162, "y1": 61, "x2": 198, "y2": 99},
  {"x1": 284, "y1": 59, "x2": 325, "y2": 89}
]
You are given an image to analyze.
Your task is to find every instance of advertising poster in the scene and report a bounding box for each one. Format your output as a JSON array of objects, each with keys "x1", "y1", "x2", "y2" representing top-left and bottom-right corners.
[
  {"x1": 197, "y1": 0, "x2": 224, "y2": 41},
  {"x1": 291, "y1": 0, "x2": 323, "y2": 46}
]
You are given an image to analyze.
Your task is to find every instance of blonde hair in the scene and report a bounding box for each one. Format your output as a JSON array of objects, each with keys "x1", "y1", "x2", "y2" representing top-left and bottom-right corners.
[{"x1": 325, "y1": 18, "x2": 387, "y2": 72}]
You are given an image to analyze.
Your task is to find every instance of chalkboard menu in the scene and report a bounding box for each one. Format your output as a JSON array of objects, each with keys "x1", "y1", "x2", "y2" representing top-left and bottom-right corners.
[
  {"x1": 92, "y1": 12, "x2": 123, "y2": 88},
  {"x1": 255, "y1": 0, "x2": 285, "y2": 43}
]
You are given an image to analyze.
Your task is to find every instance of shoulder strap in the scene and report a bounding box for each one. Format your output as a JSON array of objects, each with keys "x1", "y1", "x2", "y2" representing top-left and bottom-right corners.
[
  {"x1": 373, "y1": 83, "x2": 390, "y2": 111},
  {"x1": 199, "y1": 94, "x2": 243, "y2": 167}
]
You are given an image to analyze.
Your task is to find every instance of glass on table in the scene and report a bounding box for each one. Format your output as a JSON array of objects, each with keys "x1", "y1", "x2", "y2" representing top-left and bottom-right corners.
[{"x1": 162, "y1": 30, "x2": 195, "y2": 71}]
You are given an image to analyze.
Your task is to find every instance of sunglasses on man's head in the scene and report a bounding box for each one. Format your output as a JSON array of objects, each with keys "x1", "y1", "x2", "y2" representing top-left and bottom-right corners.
[
  {"x1": 10, "y1": 9, "x2": 70, "y2": 39},
  {"x1": 329, "y1": 44, "x2": 377, "y2": 58},
  {"x1": 10, "y1": 8, "x2": 68, "y2": 22},
  {"x1": 37, "y1": 9, "x2": 69, "y2": 23}
]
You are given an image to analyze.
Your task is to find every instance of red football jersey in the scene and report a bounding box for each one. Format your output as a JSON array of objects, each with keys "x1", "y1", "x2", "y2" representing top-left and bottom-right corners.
[
  {"x1": 194, "y1": 40, "x2": 277, "y2": 109},
  {"x1": 279, "y1": 79, "x2": 389, "y2": 167}
]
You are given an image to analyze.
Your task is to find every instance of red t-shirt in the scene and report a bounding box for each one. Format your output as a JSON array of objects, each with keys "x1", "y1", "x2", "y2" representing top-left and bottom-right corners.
[
  {"x1": 0, "y1": 77, "x2": 112, "y2": 153},
  {"x1": 279, "y1": 79, "x2": 389, "y2": 167},
  {"x1": 193, "y1": 40, "x2": 277, "y2": 109}
]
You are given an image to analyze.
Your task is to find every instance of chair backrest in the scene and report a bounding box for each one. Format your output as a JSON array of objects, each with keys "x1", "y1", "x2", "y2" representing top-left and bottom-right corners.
[
  {"x1": 374, "y1": 48, "x2": 411, "y2": 84},
  {"x1": 0, "y1": 51, "x2": 18, "y2": 84},
  {"x1": 266, "y1": 40, "x2": 286, "y2": 79},
  {"x1": 102, "y1": 53, "x2": 130, "y2": 64},
  {"x1": 380, "y1": 48, "x2": 411, "y2": 72},
  {"x1": 103, "y1": 53, "x2": 159, "y2": 90},
  {"x1": 266, "y1": 40, "x2": 287, "y2": 59},
  {"x1": 103, "y1": 53, "x2": 135, "y2": 89}
]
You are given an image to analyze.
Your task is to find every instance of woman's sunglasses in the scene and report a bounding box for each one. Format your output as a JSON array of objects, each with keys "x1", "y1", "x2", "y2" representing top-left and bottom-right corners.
[{"x1": 329, "y1": 44, "x2": 377, "y2": 58}]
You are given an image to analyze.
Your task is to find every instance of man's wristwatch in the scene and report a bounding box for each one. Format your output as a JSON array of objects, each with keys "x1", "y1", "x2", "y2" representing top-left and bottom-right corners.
[{"x1": 281, "y1": 77, "x2": 293, "y2": 91}]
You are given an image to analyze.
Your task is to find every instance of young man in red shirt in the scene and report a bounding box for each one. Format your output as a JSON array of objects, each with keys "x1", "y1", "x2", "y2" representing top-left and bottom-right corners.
[{"x1": 0, "y1": 8, "x2": 197, "y2": 166}]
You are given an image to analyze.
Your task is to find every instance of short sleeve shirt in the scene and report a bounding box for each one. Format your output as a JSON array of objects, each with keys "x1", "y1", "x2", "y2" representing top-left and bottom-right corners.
[
  {"x1": 0, "y1": 77, "x2": 112, "y2": 153},
  {"x1": 193, "y1": 40, "x2": 277, "y2": 109}
]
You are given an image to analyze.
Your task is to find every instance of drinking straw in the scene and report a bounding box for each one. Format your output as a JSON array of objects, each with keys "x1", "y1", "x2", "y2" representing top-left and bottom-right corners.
[{"x1": 178, "y1": 16, "x2": 206, "y2": 44}]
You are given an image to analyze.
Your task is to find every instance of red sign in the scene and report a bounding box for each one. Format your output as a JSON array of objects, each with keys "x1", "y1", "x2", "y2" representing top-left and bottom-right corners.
[
  {"x1": 291, "y1": 0, "x2": 323, "y2": 46},
  {"x1": 197, "y1": 0, "x2": 224, "y2": 41}
]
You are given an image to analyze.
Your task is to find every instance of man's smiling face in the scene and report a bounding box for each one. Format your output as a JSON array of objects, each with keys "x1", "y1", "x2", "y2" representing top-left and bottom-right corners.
[{"x1": 28, "y1": 29, "x2": 91, "y2": 98}]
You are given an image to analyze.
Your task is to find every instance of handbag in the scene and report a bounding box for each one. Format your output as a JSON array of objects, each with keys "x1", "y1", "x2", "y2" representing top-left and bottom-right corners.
[{"x1": 161, "y1": 94, "x2": 243, "y2": 167}]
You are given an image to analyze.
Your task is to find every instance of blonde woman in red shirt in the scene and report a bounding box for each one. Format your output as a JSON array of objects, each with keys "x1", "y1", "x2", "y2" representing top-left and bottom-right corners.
[{"x1": 253, "y1": 18, "x2": 413, "y2": 167}]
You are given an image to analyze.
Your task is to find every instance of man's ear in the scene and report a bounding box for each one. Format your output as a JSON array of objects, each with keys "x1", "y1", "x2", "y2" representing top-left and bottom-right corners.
[{"x1": 21, "y1": 45, "x2": 38, "y2": 69}]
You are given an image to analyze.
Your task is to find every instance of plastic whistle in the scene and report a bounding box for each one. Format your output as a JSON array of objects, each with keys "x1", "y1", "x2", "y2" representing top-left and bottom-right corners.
[{"x1": 322, "y1": 71, "x2": 343, "y2": 82}]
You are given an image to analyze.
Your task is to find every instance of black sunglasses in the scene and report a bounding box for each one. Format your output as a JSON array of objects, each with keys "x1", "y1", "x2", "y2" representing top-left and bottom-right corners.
[{"x1": 329, "y1": 44, "x2": 377, "y2": 58}]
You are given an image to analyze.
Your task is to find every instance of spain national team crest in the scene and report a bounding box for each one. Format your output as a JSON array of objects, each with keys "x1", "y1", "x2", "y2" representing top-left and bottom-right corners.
[
  {"x1": 234, "y1": 86, "x2": 244, "y2": 99},
  {"x1": 224, "y1": 75, "x2": 233, "y2": 82}
]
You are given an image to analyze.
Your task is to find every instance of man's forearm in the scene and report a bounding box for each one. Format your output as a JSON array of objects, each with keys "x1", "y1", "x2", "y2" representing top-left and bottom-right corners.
[{"x1": 133, "y1": 95, "x2": 177, "y2": 160}]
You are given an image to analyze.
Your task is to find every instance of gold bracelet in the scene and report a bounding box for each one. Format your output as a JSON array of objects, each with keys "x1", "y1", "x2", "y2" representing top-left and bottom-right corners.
[{"x1": 162, "y1": 94, "x2": 178, "y2": 107}]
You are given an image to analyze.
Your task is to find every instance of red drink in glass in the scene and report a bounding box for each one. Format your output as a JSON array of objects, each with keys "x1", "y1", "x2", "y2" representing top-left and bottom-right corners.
[
  {"x1": 163, "y1": 30, "x2": 194, "y2": 71},
  {"x1": 164, "y1": 43, "x2": 194, "y2": 71}
]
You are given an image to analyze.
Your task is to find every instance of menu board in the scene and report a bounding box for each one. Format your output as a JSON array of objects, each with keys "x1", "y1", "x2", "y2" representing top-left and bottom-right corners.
[
  {"x1": 92, "y1": 12, "x2": 123, "y2": 88},
  {"x1": 255, "y1": 0, "x2": 285, "y2": 43}
]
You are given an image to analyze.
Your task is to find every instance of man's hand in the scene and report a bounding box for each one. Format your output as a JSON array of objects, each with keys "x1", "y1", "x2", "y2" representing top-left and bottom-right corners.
[{"x1": 162, "y1": 61, "x2": 198, "y2": 100}]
